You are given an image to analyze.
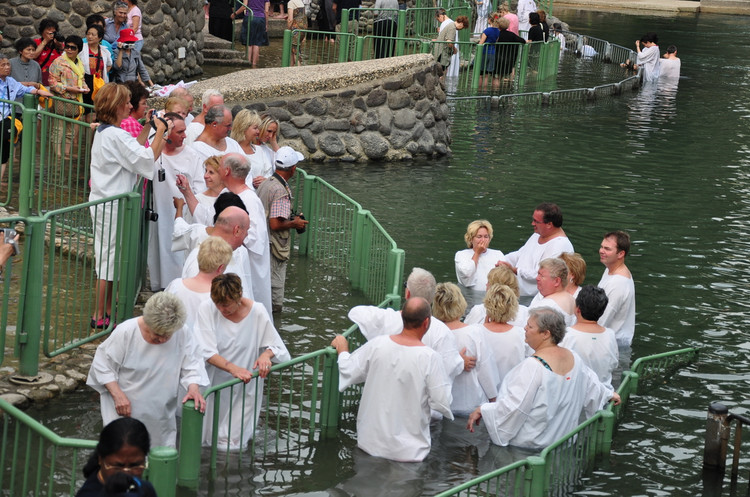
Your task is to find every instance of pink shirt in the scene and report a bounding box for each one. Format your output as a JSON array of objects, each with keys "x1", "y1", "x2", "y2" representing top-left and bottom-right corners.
[
  {"x1": 504, "y1": 13, "x2": 519, "y2": 35},
  {"x1": 120, "y1": 116, "x2": 149, "y2": 147},
  {"x1": 127, "y1": 6, "x2": 143, "y2": 40}
]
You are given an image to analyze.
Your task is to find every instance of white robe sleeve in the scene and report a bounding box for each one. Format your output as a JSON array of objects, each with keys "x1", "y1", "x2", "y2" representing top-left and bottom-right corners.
[
  {"x1": 455, "y1": 249, "x2": 478, "y2": 287},
  {"x1": 86, "y1": 328, "x2": 129, "y2": 393},
  {"x1": 195, "y1": 299, "x2": 220, "y2": 361},
  {"x1": 423, "y1": 320, "x2": 464, "y2": 381},
  {"x1": 426, "y1": 354, "x2": 455, "y2": 421},
  {"x1": 463, "y1": 304, "x2": 486, "y2": 325},
  {"x1": 337, "y1": 343, "x2": 373, "y2": 391},
  {"x1": 179, "y1": 329, "x2": 210, "y2": 390},
  {"x1": 475, "y1": 332, "x2": 500, "y2": 400},
  {"x1": 347, "y1": 306, "x2": 402, "y2": 340},
  {"x1": 172, "y1": 218, "x2": 198, "y2": 252},
  {"x1": 580, "y1": 362, "x2": 614, "y2": 418}
]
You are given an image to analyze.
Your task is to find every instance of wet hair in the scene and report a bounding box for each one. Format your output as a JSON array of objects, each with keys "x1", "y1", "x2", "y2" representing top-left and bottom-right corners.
[
  {"x1": 529, "y1": 12, "x2": 540, "y2": 25},
  {"x1": 576, "y1": 285, "x2": 609, "y2": 322},
  {"x1": 553, "y1": 22, "x2": 563, "y2": 31},
  {"x1": 211, "y1": 273, "x2": 243, "y2": 305},
  {"x1": 123, "y1": 80, "x2": 149, "y2": 111},
  {"x1": 197, "y1": 236, "x2": 233, "y2": 273},
  {"x1": 86, "y1": 14, "x2": 106, "y2": 28},
  {"x1": 484, "y1": 283, "x2": 518, "y2": 323},
  {"x1": 15, "y1": 37, "x2": 37, "y2": 53},
  {"x1": 487, "y1": 265, "x2": 520, "y2": 297},
  {"x1": 86, "y1": 24, "x2": 105, "y2": 40},
  {"x1": 464, "y1": 219, "x2": 493, "y2": 248},
  {"x1": 559, "y1": 252, "x2": 586, "y2": 286},
  {"x1": 142, "y1": 292, "x2": 186, "y2": 336},
  {"x1": 95, "y1": 83, "x2": 131, "y2": 124},
  {"x1": 402, "y1": 297, "x2": 432, "y2": 329},
  {"x1": 539, "y1": 257, "x2": 568, "y2": 286},
  {"x1": 406, "y1": 267, "x2": 437, "y2": 301},
  {"x1": 666, "y1": 45, "x2": 677, "y2": 54},
  {"x1": 163, "y1": 111, "x2": 184, "y2": 123},
  {"x1": 641, "y1": 32, "x2": 659, "y2": 44},
  {"x1": 205, "y1": 105, "x2": 229, "y2": 125},
  {"x1": 65, "y1": 35, "x2": 84, "y2": 52},
  {"x1": 38, "y1": 19, "x2": 59, "y2": 36},
  {"x1": 82, "y1": 418, "x2": 150, "y2": 478},
  {"x1": 212, "y1": 192, "x2": 247, "y2": 224},
  {"x1": 222, "y1": 153, "x2": 250, "y2": 180},
  {"x1": 528, "y1": 307, "x2": 566, "y2": 345},
  {"x1": 604, "y1": 230, "x2": 631, "y2": 256},
  {"x1": 535, "y1": 202, "x2": 563, "y2": 227},
  {"x1": 230, "y1": 109, "x2": 263, "y2": 143},
  {"x1": 432, "y1": 282, "x2": 467, "y2": 322}
]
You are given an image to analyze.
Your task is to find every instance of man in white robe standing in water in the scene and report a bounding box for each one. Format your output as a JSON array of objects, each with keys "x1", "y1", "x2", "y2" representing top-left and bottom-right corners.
[
  {"x1": 498, "y1": 202, "x2": 574, "y2": 303},
  {"x1": 597, "y1": 230, "x2": 636, "y2": 346},
  {"x1": 331, "y1": 297, "x2": 454, "y2": 462}
]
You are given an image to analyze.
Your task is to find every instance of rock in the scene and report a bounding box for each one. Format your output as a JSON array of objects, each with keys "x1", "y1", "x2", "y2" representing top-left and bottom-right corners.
[
  {"x1": 327, "y1": 98, "x2": 353, "y2": 119},
  {"x1": 341, "y1": 134, "x2": 363, "y2": 158},
  {"x1": 43, "y1": 384, "x2": 61, "y2": 394},
  {"x1": 54, "y1": 375, "x2": 78, "y2": 393},
  {"x1": 304, "y1": 97, "x2": 328, "y2": 116},
  {"x1": 388, "y1": 129, "x2": 412, "y2": 149},
  {"x1": 66, "y1": 369, "x2": 87, "y2": 382},
  {"x1": 23, "y1": 388, "x2": 55, "y2": 402},
  {"x1": 387, "y1": 90, "x2": 411, "y2": 110},
  {"x1": 324, "y1": 119, "x2": 351, "y2": 131},
  {"x1": 359, "y1": 132, "x2": 388, "y2": 160},
  {"x1": 376, "y1": 106, "x2": 393, "y2": 135},
  {"x1": 353, "y1": 97, "x2": 367, "y2": 112},
  {"x1": 279, "y1": 122, "x2": 300, "y2": 138},
  {"x1": 365, "y1": 88, "x2": 387, "y2": 107},
  {"x1": 318, "y1": 133, "x2": 346, "y2": 156},
  {"x1": 417, "y1": 129, "x2": 435, "y2": 154},
  {"x1": 266, "y1": 107, "x2": 292, "y2": 121},
  {"x1": 0, "y1": 393, "x2": 29, "y2": 408},
  {"x1": 393, "y1": 108, "x2": 417, "y2": 130},
  {"x1": 290, "y1": 116, "x2": 314, "y2": 128}
]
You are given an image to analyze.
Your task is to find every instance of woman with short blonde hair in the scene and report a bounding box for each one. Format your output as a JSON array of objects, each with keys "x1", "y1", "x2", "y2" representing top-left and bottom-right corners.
[{"x1": 455, "y1": 219, "x2": 507, "y2": 292}]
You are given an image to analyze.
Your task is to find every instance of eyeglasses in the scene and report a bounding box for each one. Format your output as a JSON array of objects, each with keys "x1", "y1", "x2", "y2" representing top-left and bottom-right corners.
[
  {"x1": 64, "y1": 45, "x2": 78, "y2": 51},
  {"x1": 102, "y1": 458, "x2": 148, "y2": 472}
]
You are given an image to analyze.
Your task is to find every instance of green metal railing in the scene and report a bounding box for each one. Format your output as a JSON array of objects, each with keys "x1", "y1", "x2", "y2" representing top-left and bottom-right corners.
[{"x1": 432, "y1": 346, "x2": 701, "y2": 497}]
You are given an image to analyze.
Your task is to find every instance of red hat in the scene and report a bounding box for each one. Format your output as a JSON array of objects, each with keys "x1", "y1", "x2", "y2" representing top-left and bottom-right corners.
[{"x1": 117, "y1": 29, "x2": 138, "y2": 43}]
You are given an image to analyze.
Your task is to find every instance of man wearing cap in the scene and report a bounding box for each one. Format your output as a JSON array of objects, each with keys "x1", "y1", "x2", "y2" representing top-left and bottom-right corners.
[
  {"x1": 112, "y1": 28, "x2": 152, "y2": 86},
  {"x1": 256, "y1": 146, "x2": 309, "y2": 313}
]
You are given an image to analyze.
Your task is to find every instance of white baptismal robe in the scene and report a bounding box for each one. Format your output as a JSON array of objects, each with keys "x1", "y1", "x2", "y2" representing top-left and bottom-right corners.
[
  {"x1": 86, "y1": 318, "x2": 208, "y2": 448},
  {"x1": 481, "y1": 352, "x2": 612, "y2": 449},
  {"x1": 528, "y1": 293, "x2": 576, "y2": 327},
  {"x1": 455, "y1": 248, "x2": 506, "y2": 290},
  {"x1": 473, "y1": 323, "x2": 529, "y2": 390},
  {"x1": 450, "y1": 326, "x2": 499, "y2": 415},
  {"x1": 181, "y1": 230, "x2": 255, "y2": 300},
  {"x1": 561, "y1": 327, "x2": 619, "y2": 389},
  {"x1": 597, "y1": 271, "x2": 636, "y2": 346},
  {"x1": 337, "y1": 335, "x2": 453, "y2": 462},
  {"x1": 149, "y1": 147, "x2": 206, "y2": 290},
  {"x1": 504, "y1": 234, "x2": 574, "y2": 297},
  {"x1": 196, "y1": 300, "x2": 290, "y2": 449},
  {"x1": 464, "y1": 304, "x2": 529, "y2": 329},
  {"x1": 237, "y1": 189, "x2": 273, "y2": 315},
  {"x1": 347, "y1": 306, "x2": 464, "y2": 381}
]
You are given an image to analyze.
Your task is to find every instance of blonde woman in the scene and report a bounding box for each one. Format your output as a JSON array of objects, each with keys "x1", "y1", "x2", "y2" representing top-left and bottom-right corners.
[
  {"x1": 464, "y1": 265, "x2": 529, "y2": 328},
  {"x1": 455, "y1": 219, "x2": 506, "y2": 291},
  {"x1": 559, "y1": 252, "x2": 586, "y2": 298},
  {"x1": 231, "y1": 109, "x2": 268, "y2": 189}
]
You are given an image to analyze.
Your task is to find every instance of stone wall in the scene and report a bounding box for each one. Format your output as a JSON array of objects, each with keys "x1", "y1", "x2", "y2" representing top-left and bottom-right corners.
[
  {"x1": 0, "y1": 0, "x2": 205, "y2": 84},
  {"x1": 183, "y1": 54, "x2": 451, "y2": 161}
]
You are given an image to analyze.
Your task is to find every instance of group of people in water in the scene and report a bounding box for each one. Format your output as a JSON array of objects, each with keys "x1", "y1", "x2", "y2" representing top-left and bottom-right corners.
[{"x1": 621, "y1": 32, "x2": 681, "y2": 82}]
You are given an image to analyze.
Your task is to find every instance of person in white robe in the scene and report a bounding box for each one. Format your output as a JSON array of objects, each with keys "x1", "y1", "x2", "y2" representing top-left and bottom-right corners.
[
  {"x1": 659, "y1": 45, "x2": 680, "y2": 80},
  {"x1": 86, "y1": 292, "x2": 208, "y2": 448},
  {"x1": 597, "y1": 230, "x2": 636, "y2": 346},
  {"x1": 516, "y1": 0, "x2": 536, "y2": 36},
  {"x1": 528, "y1": 258, "x2": 576, "y2": 326},
  {"x1": 195, "y1": 273, "x2": 290, "y2": 450},
  {"x1": 635, "y1": 33, "x2": 660, "y2": 82},
  {"x1": 184, "y1": 89, "x2": 224, "y2": 145},
  {"x1": 432, "y1": 282, "x2": 499, "y2": 416},
  {"x1": 332, "y1": 297, "x2": 454, "y2": 462},
  {"x1": 467, "y1": 307, "x2": 619, "y2": 449},
  {"x1": 560, "y1": 285, "x2": 618, "y2": 389},
  {"x1": 473, "y1": 0, "x2": 490, "y2": 36},
  {"x1": 463, "y1": 265, "x2": 529, "y2": 328},
  {"x1": 500, "y1": 203, "x2": 574, "y2": 300},
  {"x1": 148, "y1": 113, "x2": 205, "y2": 290},
  {"x1": 455, "y1": 219, "x2": 506, "y2": 292}
]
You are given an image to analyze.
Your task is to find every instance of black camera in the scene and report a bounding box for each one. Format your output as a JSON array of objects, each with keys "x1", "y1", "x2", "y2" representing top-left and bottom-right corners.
[
  {"x1": 144, "y1": 209, "x2": 159, "y2": 222},
  {"x1": 290, "y1": 211, "x2": 306, "y2": 234},
  {"x1": 121, "y1": 42, "x2": 135, "y2": 50},
  {"x1": 149, "y1": 115, "x2": 168, "y2": 130},
  {"x1": 158, "y1": 168, "x2": 166, "y2": 182}
]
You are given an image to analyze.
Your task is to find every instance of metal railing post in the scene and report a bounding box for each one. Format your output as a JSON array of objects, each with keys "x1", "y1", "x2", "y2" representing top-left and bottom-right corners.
[
  {"x1": 471, "y1": 48, "x2": 483, "y2": 90},
  {"x1": 299, "y1": 176, "x2": 316, "y2": 255},
  {"x1": 517, "y1": 43, "x2": 529, "y2": 88},
  {"x1": 282, "y1": 29, "x2": 292, "y2": 67},
  {"x1": 703, "y1": 402, "x2": 730, "y2": 472},
  {"x1": 525, "y1": 455, "x2": 547, "y2": 497},
  {"x1": 319, "y1": 350, "x2": 341, "y2": 437},
  {"x1": 18, "y1": 94, "x2": 37, "y2": 218},
  {"x1": 385, "y1": 247, "x2": 404, "y2": 301},
  {"x1": 114, "y1": 194, "x2": 142, "y2": 322},
  {"x1": 177, "y1": 400, "x2": 204, "y2": 489},
  {"x1": 355, "y1": 36, "x2": 364, "y2": 61},
  {"x1": 15, "y1": 216, "x2": 46, "y2": 376},
  {"x1": 349, "y1": 210, "x2": 366, "y2": 290},
  {"x1": 598, "y1": 409, "x2": 615, "y2": 456},
  {"x1": 396, "y1": 10, "x2": 406, "y2": 56},
  {"x1": 341, "y1": 9, "x2": 350, "y2": 34},
  {"x1": 148, "y1": 447, "x2": 178, "y2": 497}
]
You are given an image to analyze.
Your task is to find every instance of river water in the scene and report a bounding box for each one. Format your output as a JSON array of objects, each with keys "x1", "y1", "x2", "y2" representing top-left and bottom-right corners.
[{"x1": 27, "y1": 7, "x2": 750, "y2": 497}]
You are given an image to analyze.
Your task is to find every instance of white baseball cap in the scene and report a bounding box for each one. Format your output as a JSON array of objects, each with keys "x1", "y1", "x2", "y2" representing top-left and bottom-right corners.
[{"x1": 274, "y1": 146, "x2": 304, "y2": 170}]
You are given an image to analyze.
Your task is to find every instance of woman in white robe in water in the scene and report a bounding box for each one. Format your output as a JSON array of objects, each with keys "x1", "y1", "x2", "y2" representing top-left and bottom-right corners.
[
  {"x1": 455, "y1": 219, "x2": 506, "y2": 293},
  {"x1": 86, "y1": 292, "x2": 208, "y2": 448},
  {"x1": 196, "y1": 273, "x2": 290, "y2": 450},
  {"x1": 635, "y1": 32, "x2": 660, "y2": 82},
  {"x1": 467, "y1": 307, "x2": 620, "y2": 449}
]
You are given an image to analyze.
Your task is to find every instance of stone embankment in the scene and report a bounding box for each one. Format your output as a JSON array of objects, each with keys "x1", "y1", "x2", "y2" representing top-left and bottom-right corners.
[{"x1": 181, "y1": 54, "x2": 452, "y2": 161}]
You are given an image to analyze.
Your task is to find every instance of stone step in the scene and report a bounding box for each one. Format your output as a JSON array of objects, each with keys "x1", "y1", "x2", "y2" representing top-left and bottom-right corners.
[{"x1": 203, "y1": 48, "x2": 252, "y2": 66}]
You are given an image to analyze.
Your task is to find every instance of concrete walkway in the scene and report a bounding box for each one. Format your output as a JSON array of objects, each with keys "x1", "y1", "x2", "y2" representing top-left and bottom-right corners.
[{"x1": 554, "y1": 0, "x2": 750, "y2": 15}]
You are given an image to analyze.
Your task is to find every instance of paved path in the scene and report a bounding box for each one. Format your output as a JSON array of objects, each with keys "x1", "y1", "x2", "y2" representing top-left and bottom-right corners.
[{"x1": 554, "y1": 0, "x2": 702, "y2": 14}]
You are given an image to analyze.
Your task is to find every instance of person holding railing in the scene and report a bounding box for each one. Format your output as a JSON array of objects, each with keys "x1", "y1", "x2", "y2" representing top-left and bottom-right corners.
[
  {"x1": 467, "y1": 307, "x2": 620, "y2": 449},
  {"x1": 196, "y1": 272, "x2": 290, "y2": 450},
  {"x1": 86, "y1": 292, "x2": 208, "y2": 448},
  {"x1": 88, "y1": 82, "x2": 171, "y2": 329}
]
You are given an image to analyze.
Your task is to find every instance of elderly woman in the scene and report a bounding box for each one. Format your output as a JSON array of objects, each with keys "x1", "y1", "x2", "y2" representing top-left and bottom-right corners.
[
  {"x1": 529, "y1": 257, "x2": 576, "y2": 326},
  {"x1": 196, "y1": 273, "x2": 290, "y2": 450},
  {"x1": 561, "y1": 285, "x2": 619, "y2": 389},
  {"x1": 433, "y1": 282, "x2": 499, "y2": 416},
  {"x1": 467, "y1": 307, "x2": 620, "y2": 448},
  {"x1": 104, "y1": 2, "x2": 130, "y2": 47},
  {"x1": 559, "y1": 252, "x2": 586, "y2": 298},
  {"x1": 455, "y1": 219, "x2": 507, "y2": 292},
  {"x1": 76, "y1": 418, "x2": 157, "y2": 497},
  {"x1": 81, "y1": 25, "x2": 112, "y2": 122},
  {"x1": 48, "y1": 35, "x2": 89, "y2": 118},
  {"x1": 89, "y1": 82, "x2": 170, "y2": 329},
  {"x1": 86, "y1": 292, "x2": 208, "y2": 448},
  {"x1": 231, "y1": 109, "x2": 269, "y2": 189}
]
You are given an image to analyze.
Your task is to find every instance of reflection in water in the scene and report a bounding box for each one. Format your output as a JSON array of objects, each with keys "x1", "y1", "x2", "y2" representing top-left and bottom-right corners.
[{"x1": 626, "y1": 79, "x2": 680, "y2": 140}]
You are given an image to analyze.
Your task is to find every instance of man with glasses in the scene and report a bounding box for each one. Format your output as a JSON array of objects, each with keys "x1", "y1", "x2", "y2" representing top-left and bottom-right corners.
[
  {"x1": 189, "y1": 104, "x2": 244, "y2": 167},
  {"x1": 497, "y1": 202, "x2": 574, "y2": 302}
]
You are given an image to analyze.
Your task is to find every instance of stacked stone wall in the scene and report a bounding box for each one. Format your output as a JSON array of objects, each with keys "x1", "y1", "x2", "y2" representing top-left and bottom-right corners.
[{"x1": 0, "y1": 0, "x2": 205, "y2": 84}]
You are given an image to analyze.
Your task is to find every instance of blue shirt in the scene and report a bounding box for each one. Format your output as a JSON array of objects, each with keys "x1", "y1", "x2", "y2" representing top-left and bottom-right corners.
[{"x1": 0, "y1": 76, "x2": 33, "y2": 119}]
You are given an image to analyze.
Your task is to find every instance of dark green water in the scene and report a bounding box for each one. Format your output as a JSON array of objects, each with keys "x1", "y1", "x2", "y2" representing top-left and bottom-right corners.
[{"x1": 27, "y1": 8, "x2": 750, "y2": 496}]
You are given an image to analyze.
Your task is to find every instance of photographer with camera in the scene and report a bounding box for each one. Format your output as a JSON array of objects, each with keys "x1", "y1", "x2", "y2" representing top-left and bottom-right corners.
[
  {"x1": 112, "y1": 29, "x2": 153, "y2": 86},
  {"x1": 256, "y1": 146, "x2": 308, "y2": 313}
]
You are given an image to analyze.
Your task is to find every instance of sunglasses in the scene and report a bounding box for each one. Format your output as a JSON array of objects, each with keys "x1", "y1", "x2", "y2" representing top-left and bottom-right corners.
[{"x1": 64, "y1": 45, "x2": 79, "y2": 51}]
